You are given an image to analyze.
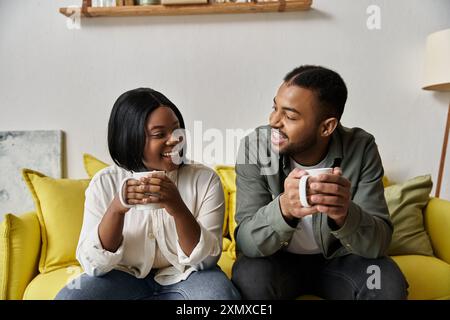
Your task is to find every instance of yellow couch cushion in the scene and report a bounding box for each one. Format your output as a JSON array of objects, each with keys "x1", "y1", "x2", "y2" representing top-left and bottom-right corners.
[
  {"x1": 214, "y1": 166, "x2": 236, "y2": 260},
  {"x1": 22, "y1": 169, "x2": 90, "y2": 273},
  {"x1": 0, "y1": 212, "x2": 41, "y2": 300},
  {"x1": 218, "y1": 248, "x2": 234, "y2": 279},
  {"x1": 385, "y1": 175, "x2": 434, "y2": 256},
  {"x1": 392, "y1": 255, "x2": 450, "y2": 300},
  {"x1": 23, "y1": 265, "x2": 83, "y2": 300},
  {"x1": 424, "y1": 198, "x2": 450, "y2": 264}
]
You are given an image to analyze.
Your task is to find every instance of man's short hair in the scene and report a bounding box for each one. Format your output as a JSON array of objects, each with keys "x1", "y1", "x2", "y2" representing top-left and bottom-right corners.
[{"x1": 284, "y1": 65, "x2": 348, "y2": 121}]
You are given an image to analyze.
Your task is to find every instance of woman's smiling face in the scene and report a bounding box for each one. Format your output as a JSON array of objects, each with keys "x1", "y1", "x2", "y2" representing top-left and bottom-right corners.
[{"x1": 143, "y1": 106, "x2": 183, "y2": 172}]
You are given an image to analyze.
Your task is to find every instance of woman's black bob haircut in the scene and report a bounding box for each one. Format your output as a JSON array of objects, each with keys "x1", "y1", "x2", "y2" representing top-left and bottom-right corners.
[{"x1": 108, "y1": 87, "x2": 185, "y2": 172}]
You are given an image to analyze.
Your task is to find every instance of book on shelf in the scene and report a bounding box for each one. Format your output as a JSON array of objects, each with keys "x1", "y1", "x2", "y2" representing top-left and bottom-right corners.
[
  {"x1": 115, "y1": 0, "x2": 142, "y2": 5},
  {"x1": 91, "y1": 0, "x2": 116, "y2": 7}
]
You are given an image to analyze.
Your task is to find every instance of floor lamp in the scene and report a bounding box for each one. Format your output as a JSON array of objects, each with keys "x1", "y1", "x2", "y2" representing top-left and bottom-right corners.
[{"x1": 423, "y1": 28, "x2": 450, "y2": 198}]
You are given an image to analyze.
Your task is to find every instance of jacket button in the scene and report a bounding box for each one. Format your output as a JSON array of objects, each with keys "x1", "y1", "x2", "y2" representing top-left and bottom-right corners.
[{"x1": 148, "y1": 232, "x2": 154, "y2": 239}]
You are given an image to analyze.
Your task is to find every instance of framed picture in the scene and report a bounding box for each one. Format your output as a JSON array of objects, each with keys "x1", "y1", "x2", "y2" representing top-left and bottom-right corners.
[{"x1": 0, "y1": 130, "x2": 63, "y2": 217}]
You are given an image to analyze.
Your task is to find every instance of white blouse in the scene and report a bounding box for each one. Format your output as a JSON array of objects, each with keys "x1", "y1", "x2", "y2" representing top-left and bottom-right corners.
[{"x1": 76, "y1": 163, "x2": 225, "y2": 286}]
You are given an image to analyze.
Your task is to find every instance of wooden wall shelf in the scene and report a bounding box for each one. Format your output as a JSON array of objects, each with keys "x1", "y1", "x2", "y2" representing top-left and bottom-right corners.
[{"x1": 59, "y1": 1, "x2": 312, "y2": 18}]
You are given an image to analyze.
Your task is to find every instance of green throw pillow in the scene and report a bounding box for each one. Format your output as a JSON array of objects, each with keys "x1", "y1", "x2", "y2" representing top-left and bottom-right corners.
[{"x1": 386, "y1": 175, "x2": 434, "y2": 256}]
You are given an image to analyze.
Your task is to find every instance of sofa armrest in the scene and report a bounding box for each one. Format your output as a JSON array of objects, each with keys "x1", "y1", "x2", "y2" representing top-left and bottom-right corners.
[
  {"x1": 424, "y1": 198, "x2": 450, "y2": 265},
  {"x1": 0, "y1": 212, "x2": 41, "y2": 300}
]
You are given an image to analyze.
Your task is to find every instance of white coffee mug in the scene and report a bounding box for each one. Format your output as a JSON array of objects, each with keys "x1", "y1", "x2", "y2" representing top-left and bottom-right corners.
[
  {"x1": 298, "y1": 168, "x2": 333, "y2": 208},
  {"x1": 132, "y1": 171, "x2": 165, "y2": 210}
]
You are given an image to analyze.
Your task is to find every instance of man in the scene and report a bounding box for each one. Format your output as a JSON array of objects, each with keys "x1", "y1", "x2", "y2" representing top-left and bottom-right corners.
[{"x1": 231, "y1": 65, "x2": 408, "y2": 300}]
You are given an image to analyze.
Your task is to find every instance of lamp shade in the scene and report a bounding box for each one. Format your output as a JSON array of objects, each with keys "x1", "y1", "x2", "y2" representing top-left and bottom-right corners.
[{"x1": 423, "y1": 28, "x2": 450, "y2": 91}]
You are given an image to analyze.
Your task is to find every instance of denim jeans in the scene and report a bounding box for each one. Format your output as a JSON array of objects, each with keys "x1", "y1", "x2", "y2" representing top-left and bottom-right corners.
[
  {"x1": 55, "y1": 266, "x2": 241, "y2": 300},
  {"x1": 231, "y1": 251, "x2": 409, "y2": 300}
]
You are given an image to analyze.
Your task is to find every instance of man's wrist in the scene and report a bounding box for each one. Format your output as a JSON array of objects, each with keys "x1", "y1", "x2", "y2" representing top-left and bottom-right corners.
[
  {"x1": 279, "y1": 194, "x2": 299, "y2": 227},
  {"x1": 328, "y1": 214, "x2": 347, "y2": 230},
  {"x1": 279, "y1": 194, "x2": 291, "y2": 218}
]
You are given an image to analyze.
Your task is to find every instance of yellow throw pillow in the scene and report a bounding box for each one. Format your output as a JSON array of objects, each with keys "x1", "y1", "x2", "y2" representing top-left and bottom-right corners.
[
  {"x1": 83, "y1": 153, "x2": 109, "y2": 178},
  {"x1": 385, "y1": 175, "x2": 434, "y2": 256},
  {"x1": 0, "y1": 212, "x2": 41, "y2": 300},
  {"x1": 214, "y1": 166, "x2": 235, "y2": 258},
  {"x1": 22, "y1": 169, "x2": 90, "y2": 273}
]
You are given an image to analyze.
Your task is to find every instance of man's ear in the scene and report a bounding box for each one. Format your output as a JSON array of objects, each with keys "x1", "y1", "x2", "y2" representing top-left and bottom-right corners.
[{"x1": 320, "y1": 118, "x2": 338, "y2": 137}]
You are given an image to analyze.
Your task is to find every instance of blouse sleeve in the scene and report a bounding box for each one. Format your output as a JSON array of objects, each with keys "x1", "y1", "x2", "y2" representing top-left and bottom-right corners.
[
  {"x1": 76, "y1": 172, "x2": 125, "y2": 276},
  {"x1": 176, "y1": 171, "x2": 224, "y2": 269}
]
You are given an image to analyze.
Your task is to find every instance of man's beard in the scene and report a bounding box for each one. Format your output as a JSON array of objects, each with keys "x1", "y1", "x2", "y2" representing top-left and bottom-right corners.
[{"x1": 278, "y1": 134, "x2": 318, "y2": 158}]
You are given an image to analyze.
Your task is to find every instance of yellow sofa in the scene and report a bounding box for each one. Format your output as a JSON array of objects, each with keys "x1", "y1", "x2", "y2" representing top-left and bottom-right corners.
[{"x1": 1, "y1": 166, "x2": 450, "y2": 300}]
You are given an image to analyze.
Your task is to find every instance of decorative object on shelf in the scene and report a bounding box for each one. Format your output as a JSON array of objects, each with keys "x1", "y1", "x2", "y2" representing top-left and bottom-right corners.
[
  {"x1": 117, "y1": 0, "x2": 135, "y2": 5},
  {"x1": 0, "y1": 131, "x2": 63, "y2": 217},
  {"x1": 422, "y1": 28, "x2": 450, "y2": 198}
]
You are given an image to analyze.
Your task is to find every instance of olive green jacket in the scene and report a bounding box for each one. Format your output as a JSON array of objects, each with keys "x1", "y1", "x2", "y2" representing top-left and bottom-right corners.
[{"x1": 235, "y1": 124, "x2": 392, "y2": 259}]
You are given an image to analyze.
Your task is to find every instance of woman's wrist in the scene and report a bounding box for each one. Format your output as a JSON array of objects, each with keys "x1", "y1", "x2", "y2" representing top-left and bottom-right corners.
[
  {"x1": 112, "y1": 194, "x2": 130, "y2": 215},
  {"x1": 165, "y1": 199, "x2": 189, "y2": 218},
  {"x1": 98, "y1": 197, "x2": 127, "y2": 253}
]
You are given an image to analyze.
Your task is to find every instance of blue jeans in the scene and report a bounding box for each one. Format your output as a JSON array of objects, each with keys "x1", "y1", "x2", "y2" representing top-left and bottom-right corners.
[
  {"x1": 55, "y1": 266, "x2": 241, "y2": 300},
  {"x1": 232, "y1": 251, "x2": 408, "y2": 300}
]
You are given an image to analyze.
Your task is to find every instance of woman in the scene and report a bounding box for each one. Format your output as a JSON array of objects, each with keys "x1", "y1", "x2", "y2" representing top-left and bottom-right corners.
[{"x1": 56, "y1": 88, "x2": 240, "y2": 300}]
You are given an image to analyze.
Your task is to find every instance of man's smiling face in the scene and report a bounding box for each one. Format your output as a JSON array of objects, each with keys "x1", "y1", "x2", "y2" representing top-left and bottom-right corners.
[{"x1": 269, "y1": 83, "x2": 322, "y2": 159}]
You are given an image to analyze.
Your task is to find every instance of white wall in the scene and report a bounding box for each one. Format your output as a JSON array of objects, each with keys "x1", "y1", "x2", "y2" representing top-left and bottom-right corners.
[{"x1": 1, "y1": 0, "x2": 450, "y2": 214}]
